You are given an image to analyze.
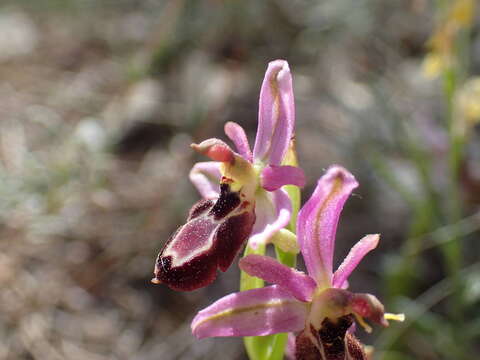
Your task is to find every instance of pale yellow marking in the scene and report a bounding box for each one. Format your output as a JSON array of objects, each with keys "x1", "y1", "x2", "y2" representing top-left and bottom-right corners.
[
  {"x1": 354, "y1": 314, "x2": 372, "y2": 333},
  {"x1": 312, "y1": 177, "x2": 343, "y2": 287},
  {"x1": 193, "y1": 299, "x2": 304, "y2": 328},
  {"x1": 384, "y1": 313, "x2": 405, "y2": 322}
]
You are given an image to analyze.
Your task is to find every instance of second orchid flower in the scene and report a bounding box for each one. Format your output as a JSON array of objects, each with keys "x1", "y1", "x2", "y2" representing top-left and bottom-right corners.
[
  {"x1": 192, "y1": 166, "x2": 404, "y2": 359},
  {"x1": 153, "y1": 60, "x2": 305, "y2": 291}
]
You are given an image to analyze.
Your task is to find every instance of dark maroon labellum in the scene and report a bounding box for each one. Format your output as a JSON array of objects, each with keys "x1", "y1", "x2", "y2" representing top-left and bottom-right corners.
[
  {"x1": 295, "y1": 326, "x2": 322, "y2": 360},
  {"x1": 153, "y1": 183, "x2": 255, "y2": 291},
  {"x1": 295, "y1": 315, "x2": 367, "y2": 360}
]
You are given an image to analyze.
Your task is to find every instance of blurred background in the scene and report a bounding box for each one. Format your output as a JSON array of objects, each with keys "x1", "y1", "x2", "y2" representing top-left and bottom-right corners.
[{"x1": 0, "y1": 0, "x2": 479, "y2": 359}]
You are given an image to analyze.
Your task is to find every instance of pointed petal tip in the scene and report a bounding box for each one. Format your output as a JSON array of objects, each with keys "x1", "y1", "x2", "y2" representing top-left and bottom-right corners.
[
  {"x1": 190, "y1": 286, "x2": 307, "y2": 339},
  {"x1": 297, "y1": 164, "x2": 359, "y2": 286},
  {"x1": 369, "y1": 234, "x2": 380, "y2": 247},
  {"x1": 191, "y1": 314, "x2": 205, "y2": 339},
  {"x1": 322, "y1": 165, "x2": 359, "y2": 189},
  {"x1": 332, "y1": 234, "x2": 381, "y2": 288}
]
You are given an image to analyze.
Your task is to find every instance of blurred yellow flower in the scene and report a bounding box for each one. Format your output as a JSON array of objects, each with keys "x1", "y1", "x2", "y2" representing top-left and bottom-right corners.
[
  {"x1": 450, "y1": 0, "x2": 475, "y2": 27},
  {"x1": 422, "y1": 0, "x2": 476, "y2": 79},
  {"x1": 422, "y1": 52, "x2": 449, "y2": 78},
  {"x1": 454, "y1": 77, "x2": 480, "y2": 136}
]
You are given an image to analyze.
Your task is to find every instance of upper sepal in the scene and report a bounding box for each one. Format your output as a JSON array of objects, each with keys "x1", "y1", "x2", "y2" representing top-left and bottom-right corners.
[
  {"x1": 153, "y1": 183, "x2": 255, "y2": 291},
  {"x1": 297, "y1": 165, "x2": 359, "y2": 287},
  {"x1": 254, "y1": 60, "x2": 295, "y2": 165}
]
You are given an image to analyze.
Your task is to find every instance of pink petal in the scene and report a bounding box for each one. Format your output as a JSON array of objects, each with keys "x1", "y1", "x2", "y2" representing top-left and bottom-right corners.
[
  {"x1": 249, "y1": 188, "x2": 291, "y2": 249},
  {"x1": 189, "y1": 161, "x2": 222, "y2": 199},
  {"x1": 191, "y1": 138, "x2": 234, "y2": 163},
  {"x1": 224, "y1": 122, "x2": 253, "y2": 162},
  {"x1": 191, "y1": 285, "x2": 307, "y2": 339},
  {"x1": 332, "y1": 234, "x2": 380, "y2": 289},
  {"x1": 253, "y1": 60, "x2": 295, "y2": 165},
  {"x1": 261, "y1": 165, "x2": 306, "y2": 191},
  {"x1": 297, "y1": 165, "x2": 359, "y2": 287},
  {"x1": 239, "y1": 255, "x2": 316, "y2": 302}
]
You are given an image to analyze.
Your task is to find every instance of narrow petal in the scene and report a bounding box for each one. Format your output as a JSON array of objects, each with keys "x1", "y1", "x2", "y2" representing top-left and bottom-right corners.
[
  {"x1": 240, "y1": 254, "x2": 316, "y2": 302},
  {"x1": 191, "y1": 138, "x2": 234, "y2": 162},
  {"x1": 191, "y1": 285, "x2": 307, "y2": 339},
  {"x1": 249, "y1": 188, "x2": 291, "y2": 249},
  {"x1": 332, "y1": 234, "x2": 380, "y2": 289},
  {"x1": 297, "y1": 165, "x2": 359, "y2": 287},
  {"x1": 189, "y1": 161, "x2": 222, "y2": 199},
  {"x1": 253, "y1": 60, "x2": 295, "y2": 165},
  {"x1": 261, "y1": 165, "x2": 305, "y2": 191},
  {"x1": 224, "y1": 122, "x2": 253, "y2": 162}
]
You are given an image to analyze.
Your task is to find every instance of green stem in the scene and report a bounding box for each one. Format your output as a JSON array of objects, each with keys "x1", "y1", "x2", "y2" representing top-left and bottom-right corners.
[{"x1": 241, "y1": 242, "x2": 296, "y2": 360}]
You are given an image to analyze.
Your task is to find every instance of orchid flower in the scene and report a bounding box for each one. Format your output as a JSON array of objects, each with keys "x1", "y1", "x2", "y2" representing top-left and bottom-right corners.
[
  {"x1": 153, "y1": 60, "x2": 305, "y2": 291},
  {"x1": 191, "y1": 166, "x2": 404, "y2": 359}
]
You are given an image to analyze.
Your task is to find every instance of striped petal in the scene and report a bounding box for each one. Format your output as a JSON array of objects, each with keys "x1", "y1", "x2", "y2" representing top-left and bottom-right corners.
[
  {"x1": 297, "y1": 165, "x2": 359, "y2": 287},
  {"x1": 253, "y1": 60, "x2": 295, "y2": 165},
  {"x1": 240, "y1": 254, "x2": 317, "y2": 302},
  {"x1": 191, "y1": 285, "x2": 307, "y2": 339}
]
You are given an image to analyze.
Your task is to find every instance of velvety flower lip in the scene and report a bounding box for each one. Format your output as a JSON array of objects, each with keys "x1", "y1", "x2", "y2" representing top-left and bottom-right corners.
[
  {"x1": 154, "y1": 182, "x2": 255, "y2": 291},
  {"x1": 191, "y1": 165, "x2": 403, "y2": 358},
  {"x1": 153, "y1": 60, "x2": 305, "y2": 291}
]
